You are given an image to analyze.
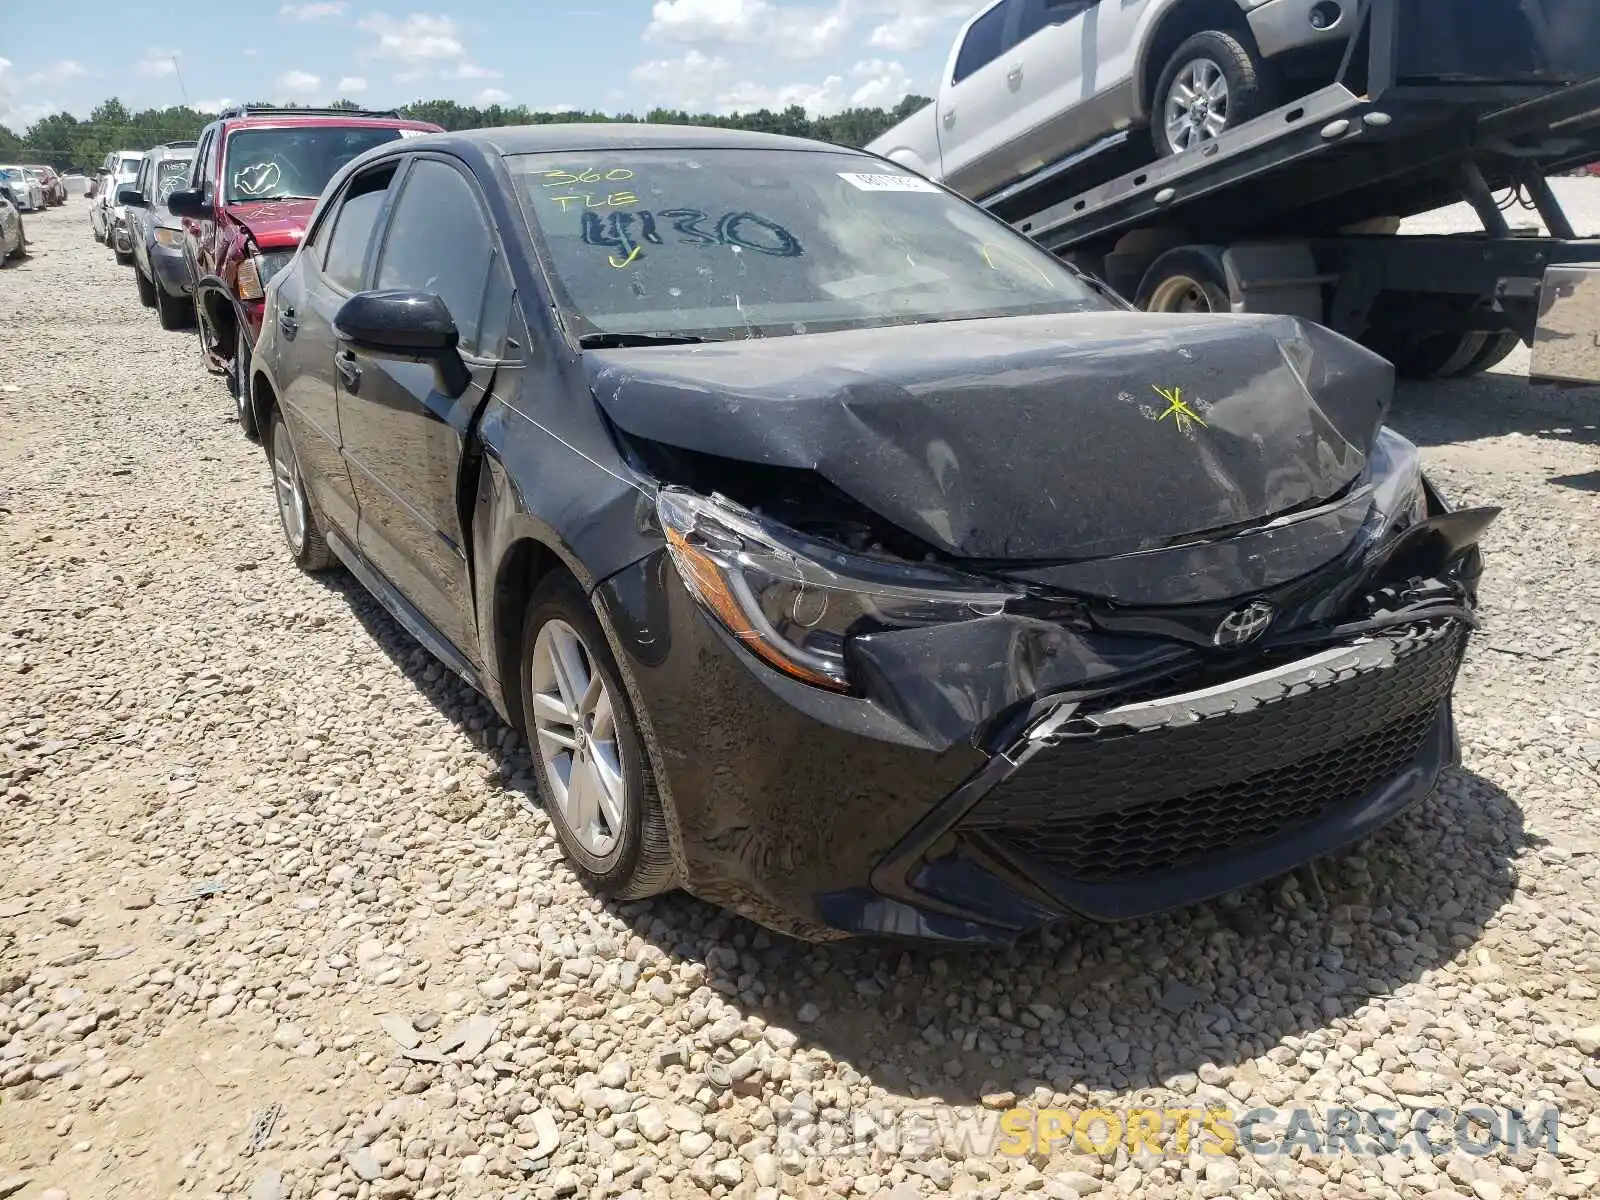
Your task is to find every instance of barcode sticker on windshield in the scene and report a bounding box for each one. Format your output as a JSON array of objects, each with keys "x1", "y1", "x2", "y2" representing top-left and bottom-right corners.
[
  {"x1": 397, "y1": 129, "x2": 428, "y2": 138},
  {"x1": 837, "y1": 171, "x2": 940, "y2": 193}
]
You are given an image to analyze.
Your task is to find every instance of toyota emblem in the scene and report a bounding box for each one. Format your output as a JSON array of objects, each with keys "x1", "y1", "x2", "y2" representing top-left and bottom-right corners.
[{"x1": 1213, "y1": 600, "x2": 1275, "y2": 648}]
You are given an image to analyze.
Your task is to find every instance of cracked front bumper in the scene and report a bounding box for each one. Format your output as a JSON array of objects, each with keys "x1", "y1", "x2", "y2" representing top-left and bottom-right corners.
[{"x1": 597, "y1": 550, "x2": 1470, "y2": 945}]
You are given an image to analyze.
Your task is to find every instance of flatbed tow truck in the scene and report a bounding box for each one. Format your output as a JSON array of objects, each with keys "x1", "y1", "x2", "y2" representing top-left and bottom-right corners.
[{"x1": 975, "y1": 0, "x2": 1600, "y2": 387}]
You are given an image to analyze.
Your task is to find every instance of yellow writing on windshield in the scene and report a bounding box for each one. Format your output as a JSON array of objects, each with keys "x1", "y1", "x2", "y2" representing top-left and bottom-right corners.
[
  {"x1": 981, "y1": 242, "x2": 1055, "y2": 288},
  {"x1": 542, "y1": 167, "x2": 635, "y2": 187},
  {"x1": 551, "y1": 192, "x2": 639, "y2": 212}
]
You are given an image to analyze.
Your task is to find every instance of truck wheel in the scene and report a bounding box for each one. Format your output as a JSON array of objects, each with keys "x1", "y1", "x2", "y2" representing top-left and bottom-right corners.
[
  {"x1": 1153, "y1": 30, "x2": 1275, "y2": 158},
  {"x1": 135, "y1": 266, "x2": 156, "y2": 308},
  {"x1": 1367, "y1": 329, "x2": 1487, "y2": 381},
  {"x1": 1135, "y1": 246, "x2": 1231, "y2": 313},
  {"x1": 1452, "y1": 331, "x2": 1521, "y2": 378}
]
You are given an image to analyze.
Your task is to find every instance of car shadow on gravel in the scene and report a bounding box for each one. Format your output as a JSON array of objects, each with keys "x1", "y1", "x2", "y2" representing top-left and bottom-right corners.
[
  {"x1": 309, "y1": 555, "x2": 1528, "y2": 1105},
  {"x1": 1390, "y1": 379, "x2": 1600, "y2": 451}
]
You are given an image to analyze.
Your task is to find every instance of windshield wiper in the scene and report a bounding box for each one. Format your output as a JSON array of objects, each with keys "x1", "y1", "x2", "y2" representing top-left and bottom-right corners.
[{"x1": 577, "y1": 331, "x2": 717, "y2": 349}]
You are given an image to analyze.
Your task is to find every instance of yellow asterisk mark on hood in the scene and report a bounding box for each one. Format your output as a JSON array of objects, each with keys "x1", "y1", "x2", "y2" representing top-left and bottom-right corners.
[{"x1": 1153, "y1": 385, "x2": 1208, "y2": 432}]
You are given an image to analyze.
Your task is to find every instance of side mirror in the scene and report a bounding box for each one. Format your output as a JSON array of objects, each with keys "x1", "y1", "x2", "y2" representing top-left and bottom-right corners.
[
  {"x1": 117, "y1": 185, "x2": 147, "y2": 208},
  {"x1": 166, "y1": 188, "x2": 209, "y2": 220},
  {"x1": 335, "y1": 290, "x2": 471, "y2": 398}
]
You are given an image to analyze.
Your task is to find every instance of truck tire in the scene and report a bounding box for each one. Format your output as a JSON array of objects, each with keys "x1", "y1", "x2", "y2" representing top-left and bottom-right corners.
[
  {"x1": 1135, "y1": 245, "x2": 1231, "y2": 313},
  {"x1": 1366, "y1": 329, "x2": 1487, "y2": 381},
  {"x1": 1152, "y1": 30, "x2": 1275, "y2": 158},
  {"x1": 1453, "y1": 331, "x2": 1521, "y2": 378}
]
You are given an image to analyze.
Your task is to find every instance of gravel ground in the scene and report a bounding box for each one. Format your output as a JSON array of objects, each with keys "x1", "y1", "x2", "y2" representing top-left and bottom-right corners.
[{"x1": 1, "y1": 190, "x2": 1598, "y2": 1200}]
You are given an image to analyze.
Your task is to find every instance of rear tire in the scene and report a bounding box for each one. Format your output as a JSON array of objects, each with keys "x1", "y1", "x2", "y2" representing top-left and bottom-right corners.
[
  {"x1": 232, "y1": 325, "x2": 258, "y2": 440},
  {"x1": 1135, "y1": 245, "x2": 1231, "y2": 313},
  {"x1": 1366, "y1": 328, "x2": 1487, "y2": 381},
  {"x1": 267, "y1": 409, "x2": 336, "y2": 574},
  {"x1": 135, "y1": 266, "x2": 156, "y2": 308},
  {"x1": 1152, "y1": 30, "x2": 1275, "y2": 158},
  {"x1": 520, "y1": 572, "x2": 679, "y2": 902},
  {"x1": 1453, "y1": 331, "x2": 1521, "y2": 377}
]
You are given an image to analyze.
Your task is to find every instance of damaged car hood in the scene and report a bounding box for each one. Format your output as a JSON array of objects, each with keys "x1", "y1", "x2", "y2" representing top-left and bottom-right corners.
[
  {"x1": 585, "y1": 312, "x2": 1391, "y2": 562},
  {"x1": 224, "y1": 198, "x2": 314, "y2": 251}
]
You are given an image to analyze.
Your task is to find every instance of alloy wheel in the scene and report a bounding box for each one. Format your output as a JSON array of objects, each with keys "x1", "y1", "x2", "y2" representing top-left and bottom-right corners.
[
  {"x1": 272, "y1": 426, "x2": 308, "y2": 555},
  {"x1": 530, "y1": 619, "x2": 628, "y2": 860},
  {"x1": 1164, "y1": 58, "x2": 1230, "y2": 151}
]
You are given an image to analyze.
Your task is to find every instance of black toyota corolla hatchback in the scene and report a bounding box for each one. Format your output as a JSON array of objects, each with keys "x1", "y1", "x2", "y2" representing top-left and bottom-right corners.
[{"x1": 248, "y1": 123, "x2": 1497, "y2": 945}]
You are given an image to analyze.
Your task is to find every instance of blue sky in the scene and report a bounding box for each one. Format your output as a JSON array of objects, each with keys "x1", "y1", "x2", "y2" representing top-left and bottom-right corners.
[{"x1": 0, "y1": 1, "x2": 974, "y2": 131}]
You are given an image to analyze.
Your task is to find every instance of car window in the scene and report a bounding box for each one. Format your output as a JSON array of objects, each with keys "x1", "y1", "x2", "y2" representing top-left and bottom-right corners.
[
  {"x1": 155, "y1": 159, "x2": 192, "y2": 204},
  {"x1": 510, "y1": 147, "x2": 1109, "y2": 343},
  {"x1": 373, "y1": 159, "x2": 494, "y2": 355},
  {"x1": 321, "y1": 162, "x2": 399, "y2": 293},
  {"x1": 196, "y1": 131, "x2": 217, "y2": 194},
  {"x1": 1013, "y1": 0, "x2": 1086, "y2": 44},
  {"x1": 223, "y1": 126, "x2": 406, "y2": 204},
  {"x1": 476, "y1": 256, "x2": 515, "y2": 361},
  {"x1": 953, "y1": 0, "x2": 1011, "y2": 83}
]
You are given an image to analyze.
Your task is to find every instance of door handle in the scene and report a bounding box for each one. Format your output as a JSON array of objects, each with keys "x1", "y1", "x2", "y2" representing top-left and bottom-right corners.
[
  {"x1": 1007, "y1": 64, "x2": 1023, "y2": 86},
  {"x1": 278, "y1": 307, "x2": 298, "y2": 337},
  {"x1": 942, "y1": 108, "x2": 956, "y2": 128},
  {"x1": 335, "y1": 350, "x2": 361, "y2": 391}
]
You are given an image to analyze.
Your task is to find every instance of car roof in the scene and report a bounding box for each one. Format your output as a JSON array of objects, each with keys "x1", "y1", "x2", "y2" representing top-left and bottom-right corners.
[
  {"x1": 217, "y1": 114, "x2": 441, "y2": 134},
  {"x1": 375, "y1": 122, "x2": 865, "y2": 158}
]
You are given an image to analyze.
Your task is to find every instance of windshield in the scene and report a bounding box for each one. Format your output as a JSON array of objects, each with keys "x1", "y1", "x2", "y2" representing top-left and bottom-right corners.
[
  {"x1": 116, "y1": 157, "x2": 143, "y2": 181},
  {"x1": 155, "y1": 159, "x2": 193, "y2": 204},
  {"x1": 509, "y1": 148, "x2": 1110, "y2": 341},
  {"x1": 223, "y1": 126, "x2": 405, "y2": 203},
  {"x1": 0, "y1": 169, "x2": 21, "y2": 182}
]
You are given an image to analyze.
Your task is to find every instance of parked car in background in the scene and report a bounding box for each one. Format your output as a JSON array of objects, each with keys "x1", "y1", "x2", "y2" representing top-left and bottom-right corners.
[
  {"x1": 61, "y1": 173, "x2": 89, "y2": 197},
  {"x1": 90, "y1": 150, "x2": 145, "y2": 253},
  {"x1": 0, "y1": 191, "x2": 25, "y2": 264},
  {"x1": 26, "y1": 165, "x2": 67, "y2": 205},
  {"x1": 120, "y1": 142, "x2": 198, "y2": 330},
  {"x1": 165, "y1": 104, "x2": 442, "y2": 432},
  {"x1": 868, "y1": 0, "x2": 1356, "y2": 201},
  {"x1": 247, "y1": 123, "x2": 1495, "y2": 944},
  {"x1": 0, "y1": 166, "x2": 46, "y2": 212}
]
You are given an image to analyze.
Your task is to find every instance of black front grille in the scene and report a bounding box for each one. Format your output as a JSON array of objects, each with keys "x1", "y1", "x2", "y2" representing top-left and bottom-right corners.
[{"x1": 964, "y1": 622, "x2": 1467, "y2": 883}]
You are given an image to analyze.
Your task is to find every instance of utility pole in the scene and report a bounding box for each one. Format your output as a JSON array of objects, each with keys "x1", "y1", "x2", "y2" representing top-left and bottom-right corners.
[{"x1": 172, "y1": 55, "x2": 191, "y2": 107}]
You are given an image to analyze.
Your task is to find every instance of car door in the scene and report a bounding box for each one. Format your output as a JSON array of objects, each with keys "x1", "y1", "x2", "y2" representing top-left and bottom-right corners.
[
  {"x1": 181, "y1": 129, "x2": 219, "y2": 285},
  {"x1": 937, "y1": 0, "x2": 1029, "y2": 197},
  {"x1": 129, "y1": 158, "x2": 153, "y2": 270},
  {"x1": 338, "y1": 154, "x2": 510, "y2": 663},
  {"x1": 273, "y1": 158, "x2": 403, "y2": 544}
]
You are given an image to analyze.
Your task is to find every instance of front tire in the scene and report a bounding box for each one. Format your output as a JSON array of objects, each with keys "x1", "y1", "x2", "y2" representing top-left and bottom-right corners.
[
  {"x1": 268, "y1": 409, "x2": 335, "y2": 573},
  {"x1": 154, "y1": 281, "x2": 193, "y2": 331},
  {"x1": 135, "y1": 265, "x2": 156, "y2": 308},
  {"x1": 520, "y1": 573, "x2": 678, "y2": 901},
  {"x1": 1152, "y1": 30, "x2": 1274, "y2": 158}
]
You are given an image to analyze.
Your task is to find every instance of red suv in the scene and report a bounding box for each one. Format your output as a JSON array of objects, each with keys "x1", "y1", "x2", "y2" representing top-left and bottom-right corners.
[{"x1": 166, "y1": 105, "x2": 442, "y2": 434}]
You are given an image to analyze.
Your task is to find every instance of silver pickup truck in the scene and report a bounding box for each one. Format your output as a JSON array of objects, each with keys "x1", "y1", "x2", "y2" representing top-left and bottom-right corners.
[{"x1": 868, "y1": 0, "x2": 1356, "y2": 201}]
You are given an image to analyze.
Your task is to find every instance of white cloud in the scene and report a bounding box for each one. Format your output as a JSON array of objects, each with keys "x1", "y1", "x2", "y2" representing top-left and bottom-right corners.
[
  {"x1": 645, "y1": 0, "x2": 849, "y2": 60},
  {"x1": 358, "y1": 12, "x2": 465, "y2": 61},
  {"x1": 476, "y1": 87, "x2": 512, "y2": 105},
  {"x1": 392, "y1": 68, "x2": 431, "y2": 84},
  {"x1": 336, "y1": 76, "x2": 368, "y2": 94},
  {"x1": 25, "y1": 60, "x2": 88, "y2": 86},
  {"x1": 137, "y1": 49, "x2": 180, "y2": 78},
  {"x1": 711, "y1": 58, "x2": 914, "y2": 117},
  {"x1": 279, "y1": 69, "x2": 322, "y2": 96},
  {"x1": 629, "y1": 48, "x2": 732, "y2": 108},
  {"x1": 454, "y1": 62, "x2": 501, "y2": 80},
  {"x1": 0, "y1": 57, "x2": 65, "y2": 130},
  {"x1": 280, "y1": 1, "x2": 347, "y2": 18},
  {"x1": 193, "y1": 97, "x2": 234, "y2": 112},
  {"x1": 867, "y1": 15, "x2": 945, "y2": 51}
]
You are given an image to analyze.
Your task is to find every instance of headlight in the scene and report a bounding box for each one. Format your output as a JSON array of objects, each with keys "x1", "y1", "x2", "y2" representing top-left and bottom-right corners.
[
  {"x1": 1364, "y1": 427, "x2": 1429, "y2": 541},
  {"x1": 154, "y1": 227, "x2": 183, "y2": 248},
  {"x1": 657, "y1": 487, "x2": 1021, "y2": 693},
  {"x1": 236, "y1": 249, "x2": 294, "y2": 300}
]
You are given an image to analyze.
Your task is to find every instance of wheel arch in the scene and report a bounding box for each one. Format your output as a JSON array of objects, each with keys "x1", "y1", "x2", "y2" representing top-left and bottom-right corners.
[{"x1": 1134, "y1": 0, "x2": 1261, "y2": 122}]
